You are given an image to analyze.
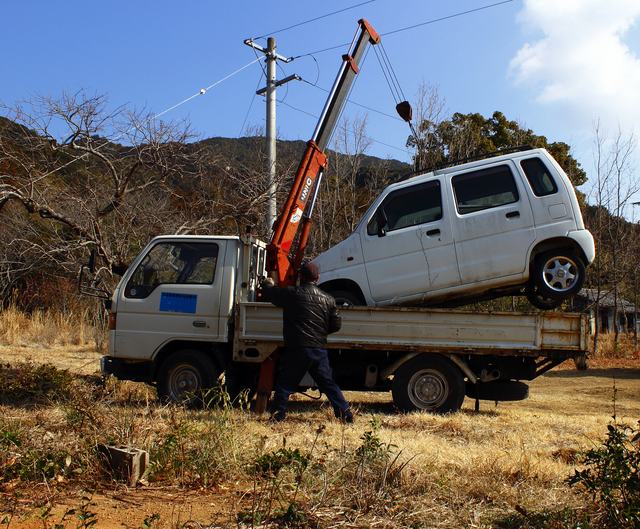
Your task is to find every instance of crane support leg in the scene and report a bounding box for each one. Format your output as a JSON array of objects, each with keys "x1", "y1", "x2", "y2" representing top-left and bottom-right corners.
[{"x1": 255, "y1": 355, "x2": 278, "y2": 414}]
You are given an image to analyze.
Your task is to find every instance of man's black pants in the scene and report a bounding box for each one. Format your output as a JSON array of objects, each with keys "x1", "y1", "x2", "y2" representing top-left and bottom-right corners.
[{"x1": 271, "y1": 346, "x2": 350, "y2": 419}]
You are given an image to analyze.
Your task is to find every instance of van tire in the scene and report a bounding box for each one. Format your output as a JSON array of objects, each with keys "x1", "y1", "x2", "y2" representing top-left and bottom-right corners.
[
  {"x1": 525, "y1": 286, "x2": 564, "y2": 310},
  {"x1": 328, "y1": 290, "x2": 363, "y2": 307},
  {"x1": 533, "y1": 250, "x2": 585, "y2": 300},
  {"x1": 157, "y1": 350, "x2": 221, "y2": 407},
  {"x1": 392, "y1": 354, "x2": 465, "y2": 413}
]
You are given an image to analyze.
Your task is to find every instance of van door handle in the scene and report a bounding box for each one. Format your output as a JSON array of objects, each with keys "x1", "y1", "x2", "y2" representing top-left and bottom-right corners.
[
  {"x1": 192, "y1": 321, "x2": 206, "y2": 328},
  {"x1": 426, "y1": 229, "x2": 441, "y2": 237},
  {"x1": 506, "y1": 211, "x2": 520, "y2": 219}
]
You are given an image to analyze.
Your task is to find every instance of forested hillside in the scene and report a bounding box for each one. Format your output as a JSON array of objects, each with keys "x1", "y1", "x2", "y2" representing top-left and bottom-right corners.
[{"x1": 1, "y1": 90, "x2": 638, "y2": 327}]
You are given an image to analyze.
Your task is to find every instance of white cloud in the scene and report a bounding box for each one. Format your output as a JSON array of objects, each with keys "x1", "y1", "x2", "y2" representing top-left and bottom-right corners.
[{"x1": 510, "y1": 0, "x2": 640, "y2": 134}]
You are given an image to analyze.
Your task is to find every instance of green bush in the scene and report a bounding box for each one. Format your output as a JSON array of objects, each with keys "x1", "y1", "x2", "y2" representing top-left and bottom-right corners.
[
  {"x1": 0, "y1": 362, "x2": 75, "y2": 404},
  {"x1": 568, "y1": 420, "x2": 640, "y2": 528}
]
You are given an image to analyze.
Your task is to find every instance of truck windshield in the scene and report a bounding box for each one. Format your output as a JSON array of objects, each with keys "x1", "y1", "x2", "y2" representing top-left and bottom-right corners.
[{"x1": 125, "y1": 242, "x2": 219, "y2": 299}]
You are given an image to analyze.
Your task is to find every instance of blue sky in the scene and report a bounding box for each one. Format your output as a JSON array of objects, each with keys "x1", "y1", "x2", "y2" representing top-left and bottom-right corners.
[{"x1": 2, "y1": 0, "x2": 639, "y2": 203}]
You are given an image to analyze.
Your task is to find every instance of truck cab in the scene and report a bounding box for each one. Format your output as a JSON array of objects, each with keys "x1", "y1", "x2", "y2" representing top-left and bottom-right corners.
[{"x1": 103, "y1": 235, "x2": 267, "y2": 399}]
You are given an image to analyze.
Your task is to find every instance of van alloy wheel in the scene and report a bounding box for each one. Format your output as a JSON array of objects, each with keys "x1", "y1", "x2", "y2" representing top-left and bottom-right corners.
[{"x1": 533, "y1": 250, "x2": 585, "y2": 299}]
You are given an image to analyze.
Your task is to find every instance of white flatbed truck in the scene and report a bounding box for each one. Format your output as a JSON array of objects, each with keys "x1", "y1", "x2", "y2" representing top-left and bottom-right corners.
[
  {"x1": 81, "y1": 20, "x2": 589, "y2": 414},
  {"x1": 95, "y1": 234, "x2": 588, "y2": 414}
]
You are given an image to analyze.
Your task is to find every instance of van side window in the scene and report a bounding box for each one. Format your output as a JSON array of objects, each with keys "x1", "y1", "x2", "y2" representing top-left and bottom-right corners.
[
  {"x1": 520, "y1": 157, "x2": 558, "y2": 196},
  {"x1": 453, "y1": 165, "x2": 519, "y2": 215},
  {"x1": 367, "y1": 180, "x2": 442, "y2": 236},
  {"x1": 126, "y1": 242, "x2": 219, "y2": 298}
]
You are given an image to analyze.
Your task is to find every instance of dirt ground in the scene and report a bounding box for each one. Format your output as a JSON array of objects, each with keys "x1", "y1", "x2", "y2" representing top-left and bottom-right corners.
[{"x1": 1, "y1": 344, "x2": 639, "y2": 528}]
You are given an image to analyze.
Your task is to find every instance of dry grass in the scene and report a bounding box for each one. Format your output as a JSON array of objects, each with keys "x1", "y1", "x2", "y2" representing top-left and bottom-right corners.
[
  {"x1": 0, "y1": 304, "x2": 107, "y2": 351},
  {"x1": 0, "y1": 309, "x2": 639, "y2": 528}
]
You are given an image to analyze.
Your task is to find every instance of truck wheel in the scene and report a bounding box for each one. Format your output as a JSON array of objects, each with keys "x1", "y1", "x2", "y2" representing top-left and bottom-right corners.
[
  {"x1": 532, "y1": 250, "x2": 585, "y2": 300},
  {"x1": 157, "y1": 350, "x2": 221, "y2": 407},
  {"x1": 465, "y1": 380, "x2": 529, "y2": 401},
  {"x1": 328, "y1": 290, "x2": 363, "y2": 307},
  {"x1": 392, "y1": 354, "x2": 465, "y2": 413}
]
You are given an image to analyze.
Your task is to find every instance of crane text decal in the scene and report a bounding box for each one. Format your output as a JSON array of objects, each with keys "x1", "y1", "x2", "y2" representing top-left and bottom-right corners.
[{"x1": 298, "y1": 177, "x2": 314, "y2": 204}]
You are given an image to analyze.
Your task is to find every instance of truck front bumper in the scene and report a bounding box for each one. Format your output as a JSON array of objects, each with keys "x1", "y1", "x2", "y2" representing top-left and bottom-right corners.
[{"x1": 101, "y1": 356, "x2": 155, "y2": 383}]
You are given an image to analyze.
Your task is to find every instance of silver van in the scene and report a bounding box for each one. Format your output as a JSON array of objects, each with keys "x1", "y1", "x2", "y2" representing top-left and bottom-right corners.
[{"x1": 314, "y1": 148, "x2": 595, "y2": 310}]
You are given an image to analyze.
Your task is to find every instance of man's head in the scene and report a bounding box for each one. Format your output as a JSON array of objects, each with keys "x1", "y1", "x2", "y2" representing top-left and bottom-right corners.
[{"x1": 299, "y1": 261, "x2": 319, "y2": 283}]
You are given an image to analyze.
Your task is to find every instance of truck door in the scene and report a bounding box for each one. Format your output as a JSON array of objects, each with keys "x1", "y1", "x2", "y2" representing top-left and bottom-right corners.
[
  {"x1": 113, "y1": 240, "x2": 224, "y2": 359},
  {"x1": 450, "y1": 163, "x2": 536, "y2": 284},
  {"x1": 360, "y1": 179, "x2": 461, "y2": 303}
]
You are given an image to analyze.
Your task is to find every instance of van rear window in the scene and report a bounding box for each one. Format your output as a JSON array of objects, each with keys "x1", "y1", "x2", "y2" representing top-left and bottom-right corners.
[
  {"x1": 520, "y1": 157, "x2": 558, "y2": 197},
  {"x1": 453, "y1": 165, "x2": 519, "y2": 215}
]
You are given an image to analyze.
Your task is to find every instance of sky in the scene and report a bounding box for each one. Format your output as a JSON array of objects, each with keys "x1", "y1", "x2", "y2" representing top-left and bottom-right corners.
[{"x1": 2, "y1": 0, "x2": 639, "y2": 205}]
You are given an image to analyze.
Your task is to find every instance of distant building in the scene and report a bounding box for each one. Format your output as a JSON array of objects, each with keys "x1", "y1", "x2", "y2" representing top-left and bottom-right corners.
[{"x1": 572, "y1": 289, "x2": 638, "y2": 334}]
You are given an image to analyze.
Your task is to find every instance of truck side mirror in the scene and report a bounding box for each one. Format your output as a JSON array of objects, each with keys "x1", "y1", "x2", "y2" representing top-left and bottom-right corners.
[
  {"x1": 376, "y1": 209, "x2": 388, "y2": 237},
  {"x1": 112, "y1": 264, "x2": 129, "y2": 277},
  {"x1": 88, "y1": 250, "x2": 96, "y2": 275}
]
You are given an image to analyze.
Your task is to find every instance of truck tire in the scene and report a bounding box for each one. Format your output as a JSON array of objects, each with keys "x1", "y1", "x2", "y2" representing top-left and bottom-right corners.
[
  {"x1": 157, "y1": 350, "x2": 221, "y2": 407},
  {"x1": 532, "y1": 250, "x2": 585, "y2": 300},
  {"x1": 392, "y1": 354, "x2": 465, "y2": 413},
  {"x1": 465, "y1": 380, "x2": 529, "y2": 401}
]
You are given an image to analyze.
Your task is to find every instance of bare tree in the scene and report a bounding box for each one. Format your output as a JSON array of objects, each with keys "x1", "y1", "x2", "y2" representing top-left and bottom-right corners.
[
  {"x1": 406, "y1": 81, "x2": 448, "y2": 171},
  {"x1": 587, "y1": 121, "x2": 638, "y2": 345},
  {"x1": 311, "y1": 114, "x2": 374, "y2": 258},
  {"x1": 0, "y1": 89, "x2": 211, "y2": 300}
]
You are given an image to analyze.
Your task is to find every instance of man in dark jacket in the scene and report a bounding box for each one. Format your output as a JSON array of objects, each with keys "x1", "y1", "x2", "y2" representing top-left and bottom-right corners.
[{"x1": 261, "y1": 262, "x2": 354, "y2": 423}]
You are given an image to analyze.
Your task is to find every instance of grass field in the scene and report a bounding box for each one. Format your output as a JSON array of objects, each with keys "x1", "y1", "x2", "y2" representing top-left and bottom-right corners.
[{"x1": 0, "y1": 309, "x2": 639, "y2": 528}]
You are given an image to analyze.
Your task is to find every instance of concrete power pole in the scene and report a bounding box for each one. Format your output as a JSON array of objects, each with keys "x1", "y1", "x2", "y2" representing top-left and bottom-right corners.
[
  {"x1": 244, "y1": 37, "x2": 299, "y2": 234},
  {"x1": 265, "y1": 38, "x2": 277, "y2": 232}
]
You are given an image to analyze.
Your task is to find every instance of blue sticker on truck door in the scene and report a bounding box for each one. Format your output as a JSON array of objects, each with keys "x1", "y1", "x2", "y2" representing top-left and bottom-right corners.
[{"x1": 159, "y1": 293, "x2": 197, "y2": 314}]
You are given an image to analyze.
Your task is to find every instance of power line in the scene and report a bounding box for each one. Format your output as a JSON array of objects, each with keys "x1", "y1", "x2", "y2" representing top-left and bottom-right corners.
[
  {"x1": 293, "y1": 0, "x2": 514, "y2": 59},
  {"x1": 278, "y1": 99, "x2": 408, "y2": 155},
  {"x1": 20, "y1": 57, "x2": 262, "y2": 191},
  {"x1": 300, "y1": 78, "x2": 403, "y2": 122},
  {"x1": 382, "y1": 0, "x2": 514, "y2": 37},
  {"x1": 253, "y1": 0, "x2": 377, "y2": 40}
]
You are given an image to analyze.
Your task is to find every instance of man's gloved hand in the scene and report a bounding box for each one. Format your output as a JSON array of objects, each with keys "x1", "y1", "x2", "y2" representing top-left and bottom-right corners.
[{"x1": 261, "y1": 277, "x2": 275, "y2": 289}]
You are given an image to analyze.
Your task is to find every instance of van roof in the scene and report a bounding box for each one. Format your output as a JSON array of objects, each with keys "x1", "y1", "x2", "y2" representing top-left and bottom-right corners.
[{"x1": 398, "y1": 146, "x2": 546, "y2": 183}]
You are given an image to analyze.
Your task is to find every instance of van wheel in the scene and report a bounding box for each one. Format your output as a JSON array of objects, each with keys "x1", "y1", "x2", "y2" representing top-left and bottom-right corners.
[
  {"x1": 525, "y1": 286, "x2": 564, "y2": 310},
  {"x1": 392, "y1": 354, "x2": 465, "y2": 413},
  {"x1": 533, "y1": 250, "x2": 585, "y2": 299},
  {"x1": 157, "y1": 350, "x2": 220, "y2": 407},
  {"x1": 328, "y1": 290, "x2": 363, "y2": 307}
]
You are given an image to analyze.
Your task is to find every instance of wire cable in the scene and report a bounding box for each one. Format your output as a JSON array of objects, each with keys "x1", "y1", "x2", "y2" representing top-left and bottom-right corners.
[
  {"x1": 20, "y1": 57, "x2": 263, "y2": 190},
  {"x1": 293, "y1": 0, "x2": 514, "y2": 59},
  {"x1": 254, "y1": 0, "x2": 377, "y2": 39}
]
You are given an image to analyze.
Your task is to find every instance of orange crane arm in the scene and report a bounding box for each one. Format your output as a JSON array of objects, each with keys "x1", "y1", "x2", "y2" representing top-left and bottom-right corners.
[{"x1": 266, "y1": 19, "x2": 380, "y2": 287}]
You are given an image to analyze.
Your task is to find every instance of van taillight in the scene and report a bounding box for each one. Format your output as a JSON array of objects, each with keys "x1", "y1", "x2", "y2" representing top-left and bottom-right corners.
[{"x1": 109, "y1": 313, "x2": 117, "y2": 330}]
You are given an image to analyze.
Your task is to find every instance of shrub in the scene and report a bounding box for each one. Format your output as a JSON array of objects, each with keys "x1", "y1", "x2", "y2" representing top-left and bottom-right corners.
[
  {"x1": 0, "y1": 362, "x2": 75, "y2": 404},
  {"x1": 567, "y1": 420, "x2": 640, "y2": 528}
]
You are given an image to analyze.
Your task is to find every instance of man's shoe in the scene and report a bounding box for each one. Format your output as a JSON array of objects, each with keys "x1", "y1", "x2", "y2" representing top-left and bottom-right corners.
[
  {"x1": 339, "y1": 409, "x2": 355, "y2": 423},
  {"x1": 269, "y1": 411, "x2": 285, "y2": 423}
]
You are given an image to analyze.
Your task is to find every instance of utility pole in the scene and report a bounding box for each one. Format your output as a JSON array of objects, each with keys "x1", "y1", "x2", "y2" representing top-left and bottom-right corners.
[{"x1": 244, "y1": 37, "x2": 299, "y2": 234}]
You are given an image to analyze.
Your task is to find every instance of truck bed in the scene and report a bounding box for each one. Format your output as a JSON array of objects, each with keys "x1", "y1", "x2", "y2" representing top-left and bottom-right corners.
[{"x1": 233, "y1": 303, "x2": 588, "y2": 363}]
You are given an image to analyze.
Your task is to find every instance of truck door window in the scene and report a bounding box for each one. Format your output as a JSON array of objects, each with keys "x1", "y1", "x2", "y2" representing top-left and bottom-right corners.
[
  {"x1": 126, "y1": 242, "x2": 219, "y2": 298},
  {"x1": 520, "y1": 157, "x2": 558, "y2": 196},
  {"x1": 367, "y1": 180, "x2": 442, "y2": 236},
  {"x1": 453, "y1": 165, "x2": 519, "y2": 215}
]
